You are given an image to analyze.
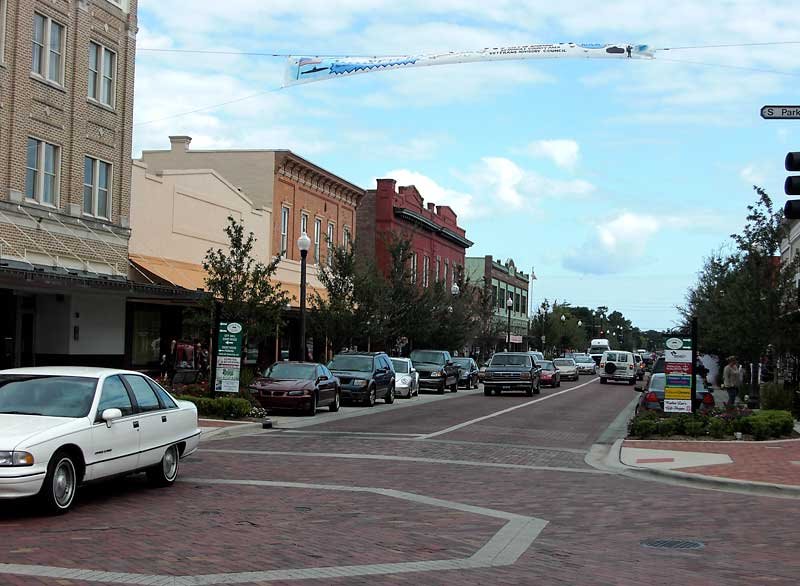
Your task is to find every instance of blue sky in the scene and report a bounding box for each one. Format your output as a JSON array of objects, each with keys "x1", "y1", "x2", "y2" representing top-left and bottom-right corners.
[{"x1": 132, "y1": 1, "x2": 800, "y2": 330}]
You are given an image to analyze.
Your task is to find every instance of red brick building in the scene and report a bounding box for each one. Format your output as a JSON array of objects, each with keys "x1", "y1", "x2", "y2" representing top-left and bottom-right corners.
[{"x1": 357, "y1": 179, "x2": 472, "y2": 288}]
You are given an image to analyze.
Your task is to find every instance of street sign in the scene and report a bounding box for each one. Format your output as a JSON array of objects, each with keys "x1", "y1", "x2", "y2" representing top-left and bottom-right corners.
[
  {"x1": 215, "y1": 322, "x2": 243, "y2": 393},
  {"x1": 761, "y1": 105, "x2": 800, "y2": 120},
  {"x1": 663, "y1": 337, "x2": 693, "y2": 413}
]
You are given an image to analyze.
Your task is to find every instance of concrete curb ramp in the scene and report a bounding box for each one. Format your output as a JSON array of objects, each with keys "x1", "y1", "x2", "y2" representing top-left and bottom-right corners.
[{"x1": 0, "y1": 478, "x2": 549, "y2": 585}]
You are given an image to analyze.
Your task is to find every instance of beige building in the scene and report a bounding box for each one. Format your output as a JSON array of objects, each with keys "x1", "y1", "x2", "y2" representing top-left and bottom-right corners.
[{"x1": 0, "y1": 0, "x2": 156, "y2": 369}]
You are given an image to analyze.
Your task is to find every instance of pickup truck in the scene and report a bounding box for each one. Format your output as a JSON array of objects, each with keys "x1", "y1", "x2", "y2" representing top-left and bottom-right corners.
[
  {"x1": 483, "y1": 352, "x2": 542, "y2": 397},
  {"x1": 410, "y1": 349, "x2": 460, "y2": 394}
]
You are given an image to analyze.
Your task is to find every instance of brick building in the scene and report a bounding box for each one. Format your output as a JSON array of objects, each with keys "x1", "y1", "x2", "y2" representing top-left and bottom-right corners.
[
  {"x1": 466, "y1": 256, "x2": 531, "y2": 354},
  {"x1": 357, "y1": 178, "x2": 472, "y2": 288},
  {"x1": 0, "y1": 0, "x2": 183, "y2": 369},
  {"x1": 138, "y1": 136, "x2": 364, "y2": 361}
]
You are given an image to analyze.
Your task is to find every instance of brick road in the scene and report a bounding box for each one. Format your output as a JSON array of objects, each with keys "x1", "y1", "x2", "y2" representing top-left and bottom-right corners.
[{"x1": 2, "y1": 377, "x2": 799, "y2": 585}]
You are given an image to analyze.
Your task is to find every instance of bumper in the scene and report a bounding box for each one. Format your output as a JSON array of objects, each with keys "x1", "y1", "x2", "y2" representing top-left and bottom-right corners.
[
  {"x1": 255, "y1": 394, "x2": 313, "y2": 411},
  {"x1": 601, "y1": 373, "x2": 635, "y2": 381},
  {"x1": 341, "y1": 385, "x2": 370, "y2": 401},
  {"x1": 0, "y1": 471, "x2": 46, "y2": 499},
  {"x1": 540, "y1": 377, "x2": 556, "y2": 385},
  {"x1": 396, "y1": 384, "x2": 413, "y2": 397},
  {"x1": 484, "y1": 380, "x2": 532, "y2": 389},
  {"x1": 419, "y1": 378, "x2": 445, "y2": 390}
]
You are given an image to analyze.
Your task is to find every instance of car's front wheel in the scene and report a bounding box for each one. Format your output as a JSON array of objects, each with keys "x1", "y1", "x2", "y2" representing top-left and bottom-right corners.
[
  {"x1": 147, "y1": 444, "x2": 180, "y2": 488},
  {"x1": 366, "y1": 386, "x2": 377, "y2": 407},
  {"x1": 304, "y1": 392, "x2": 318, "y2": 416},
  {"x1": 385, "y1": 384, "x2": 395, "y2": 404},
  {"x1": 438, "y1": 382, "x2": 446, "y2": 395},
  {"x1": 329, "y1": 390, "x2": 341, "y2": 412},
  {"x1": 41, "y1": 450, "x2": 79, "y2": 514}
]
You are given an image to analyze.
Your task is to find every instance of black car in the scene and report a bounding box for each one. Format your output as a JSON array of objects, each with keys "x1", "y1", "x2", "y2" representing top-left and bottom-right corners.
[
  {"x1": 410, "y1": 350, "x2": 459, "y2": 394},
  {"x1": 483, "y1": 352, "x2": 541, "y2": 396},
  {"x1": 327, "y1": 352, "x2": 395, "y2": 407},
  {"x1": 453, "y1": 357, "x2": 479, "y2": 389}
]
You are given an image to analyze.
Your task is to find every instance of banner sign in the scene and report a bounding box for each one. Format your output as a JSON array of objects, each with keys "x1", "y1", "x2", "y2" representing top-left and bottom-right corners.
[
  {"x1": 510, "y1": 335, "x2": 523, "y2": 344},
  {"x1": 664, "y1": 338, "x2": 693, "y2": 413},
  {"x1": 285, "y1": 43, "x2": 655, "y2": 86},
  {"x1": 215, "y1": 322, "x2": 243, "y2": 393}
]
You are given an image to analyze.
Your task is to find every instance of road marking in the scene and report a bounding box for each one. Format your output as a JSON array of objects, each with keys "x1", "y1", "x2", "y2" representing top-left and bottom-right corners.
[
  {"x1": 279, "y1": 430, "x2": 424, "y2": 438},
  {"x1": 0, "y1": 480, "x2": 549, "y2": 585},
  {"x1": 201, "y1": 448, "x2": 609, "y2": 475},
  {"x1": 416, "y1": 378, "x2": 599, "y2": 440}
]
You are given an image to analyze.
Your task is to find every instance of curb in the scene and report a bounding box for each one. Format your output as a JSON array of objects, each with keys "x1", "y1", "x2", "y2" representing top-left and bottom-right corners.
[{"x1": 200, "y1": 422, "x2": 264, "y2": 441}]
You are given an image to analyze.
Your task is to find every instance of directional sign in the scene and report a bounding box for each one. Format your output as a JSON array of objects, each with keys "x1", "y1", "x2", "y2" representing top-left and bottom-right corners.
[{"x1": 761, "y1": 105, "x2": 800, "y2": 120}]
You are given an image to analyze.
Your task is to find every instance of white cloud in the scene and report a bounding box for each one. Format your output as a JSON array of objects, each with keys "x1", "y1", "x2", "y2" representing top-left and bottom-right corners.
[
  {"x1": 522, "y1": 139, "x2": 580, "y2": 170},
  {"x1": 740, "y1": 164, "x2": 766, "y2": 185},
  {"x1": 383, "y1": 169, "x2": 481, "y2": 219}
]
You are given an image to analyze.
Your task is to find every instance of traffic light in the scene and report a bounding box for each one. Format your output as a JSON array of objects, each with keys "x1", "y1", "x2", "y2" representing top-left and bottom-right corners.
[{"x1": 784, "y1": 152, "x2": 800, "y2": 219}]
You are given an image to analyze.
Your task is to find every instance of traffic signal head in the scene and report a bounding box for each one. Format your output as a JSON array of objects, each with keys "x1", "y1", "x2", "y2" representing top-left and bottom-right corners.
[{"x1": 784, "y1": 152, "x2": 800, "y2": 218}]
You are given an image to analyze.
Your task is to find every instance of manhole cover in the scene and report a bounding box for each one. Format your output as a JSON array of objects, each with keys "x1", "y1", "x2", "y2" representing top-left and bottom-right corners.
[{"x1": 641, "y1": 539, "x2": 704, "y2": 550}]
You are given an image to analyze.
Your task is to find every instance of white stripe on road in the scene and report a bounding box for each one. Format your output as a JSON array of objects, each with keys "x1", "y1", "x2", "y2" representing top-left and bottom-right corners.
[{"x1": 416, "y1": 378, "x2": 599, "y2": 440}]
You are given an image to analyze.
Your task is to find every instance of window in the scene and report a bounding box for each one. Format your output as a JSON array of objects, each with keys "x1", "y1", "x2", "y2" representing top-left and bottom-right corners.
[
  {"x1": 123, "y1": 375, "x2": 161, "y2": 411},
  {"x1": 280, "y1": 206, "x2": 289, "y2": 257},
  {"x1": 423, "y1": 256, "x2": 430, "y2": 287},
  {"x1": 410, "y1": 252, "x2": 418, "y2": 284},
  {"x1": 96, "y1": 376, "x2": 133, "y2": 419},
  {"x1": 492, "y1": 285, "x2": 498, "y2": 305},
  {"x1": 146, "y1": 379, "x2": 178, "y2": 409},
  {"x1": 25, "y1": 138, "x2": 60, "y2": 205},
  {"x1": 343, "y1": 227, "x2": 351, "y2": 249},
  {"x1": 88, "y1": 41, "x2": 116, "y2": 107},
  {"x1": 300, "y1": 212, "x2": 308, "y2": 236},
  {"x1": 435, "y1": 257, "x2": 440, "y2": 282},
  {"x1": 0, "y1": 0, "x2": 7, "y2": 63},
  {"x1": 32, "y1": 13, "x2": 65, "y2": 84},
  {"x1": 83, "y1": 156, "x2": 111, "y2": 218},
  {"x1": 327, "y1": 222, "x2": 335, "y2": 266},
  {"x1": 314, "y1": 218, "x2": 322, "y2": 264},
  {"x1": 522, "y1": 295, "x2": 527, "y2": 315}
]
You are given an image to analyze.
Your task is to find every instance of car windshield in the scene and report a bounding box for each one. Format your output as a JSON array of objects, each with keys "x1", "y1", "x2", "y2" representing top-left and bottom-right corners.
[
  {"x1": 590, "y1": 346, "x2": 610, "y2": 353},
  {"x1": 410, "y1": 351, "x2": 445, "y2": 365},
  {"x1": 575, "y1": 356, "x2": 592, "y2": 363},
  {"x1": 554, "y1": 359, "x2": 575, "y2": 367},
  {"x1": 391, "y1": 359, "x2": 409, "y2": 373},
  {"x1": 329, "y1": 355, "x2": 373, "y2": 372},
  {"x1": 453, "y1": 358, "x2": 472, "y2": 367},
  {"x1": 263, "y1": 363, "x2": 316, "y2": 380},
  {"x1": 491, "y1": 354, "x2": 531, "y2": 367},
  {"x1": 0, "y1": 375, "x2": 98, "y2": 418},
  {"x1": 540, "y1": 361, "x2": 556, "y2": 371}
]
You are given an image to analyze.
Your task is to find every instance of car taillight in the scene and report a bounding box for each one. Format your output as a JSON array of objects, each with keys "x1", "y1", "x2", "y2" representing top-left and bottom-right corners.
[
  {"x1": 645, "y1": 392, "x2": 659, "y2": 403},
  {"x1": 702, "y1": 393, "x2": 715, "y2": 405}
]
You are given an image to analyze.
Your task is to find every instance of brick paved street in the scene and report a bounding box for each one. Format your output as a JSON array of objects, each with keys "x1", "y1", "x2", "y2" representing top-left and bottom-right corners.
[{"x1": 2, "y1": 377, "x2": 799, "y2": 585}]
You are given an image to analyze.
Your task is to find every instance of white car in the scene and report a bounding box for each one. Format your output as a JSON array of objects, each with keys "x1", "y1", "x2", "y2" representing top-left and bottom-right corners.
[
  {"x1": 599, "y1": 351, "x2": 637, "y2": 385},
  {"x1": 0, "y1": 367, "x2": 201, "y2": 513},
  {"x1": 390, "y1": 357, "x2": 419, "y2": 398}
]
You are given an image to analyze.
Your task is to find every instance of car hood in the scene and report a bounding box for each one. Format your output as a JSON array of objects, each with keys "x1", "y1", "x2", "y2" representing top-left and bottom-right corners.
[
  {"x1": 328, "y1": 370, "x2": 371, "y2": 379},
  {"x1": 0, "y1": 414, "x2": 79, "y2": 450},
  {"x1": 251, "y1": 378, "x2": 314, "y2": 391}
]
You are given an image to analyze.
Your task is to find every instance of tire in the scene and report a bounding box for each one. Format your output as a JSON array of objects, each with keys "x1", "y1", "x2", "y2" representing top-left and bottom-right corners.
[
  {"x1": 628, "y1": 378, "x2": 636, "y2": 386},
  {"x1": 534, "y1": 380, "x2": 541, "y2": 395},
  {"x1": 484, "y1": 387, "x2": 491, "y2": 396},
  {"x1": 600, "y1": 377, "x2": 607, "y2": 384},
  {"x1": 605, "y1": 363, "x2": 617, "y2": 375},
  {"x1": 526, "y1": 384, "x2": 534, "y2": 397},
  {"x1": 438, "y1": 382, "x2": 446, "y2": 395},
  {"x1": 451, "y1": 380, "x2": 458, "y2": 392},
  {"x1": 147, "y1": 444, "x2": 180, "y2": 488},
  {"x1": 494, "y1": 388, "x2": 502, "y2": 396},
  {"x1": 556, "y1": 379, "x2": 561, "y2": 388},
  {"x1": 40, "y1": 450, "x2": 79, "y2": 514},
  {"x1": 329, "y1": 390, "x2": 341, "y2": 412},
  {"x1": 305, "y1": 392, "x2": 318, "y2": 416},
  {"x1": 385, "y1": 384, "x2": 395, "y2": 404},
  {"x1": 366, "y1": 387, "x2": 376, "y2": 407}
]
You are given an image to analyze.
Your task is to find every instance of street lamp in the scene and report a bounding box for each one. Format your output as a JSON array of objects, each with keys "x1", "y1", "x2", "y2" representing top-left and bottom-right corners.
[
  {"x1": 451, "y1": 282, "x2": 460, "y2": 296},
  {"x1": 506, "y1": 296, "x2": 514, "y2": 351},
  {"x1": 297, "y1": 232, "x2": 311, "y2": 362}
]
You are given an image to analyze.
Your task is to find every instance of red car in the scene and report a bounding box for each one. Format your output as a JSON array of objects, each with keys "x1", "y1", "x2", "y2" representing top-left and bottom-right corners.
[
  {"x1": 538, "y1": 361, "x2": 561, "y2": 387},
  {"x1": 249, "y1": 362, "x2": 340, "y2": 416}
]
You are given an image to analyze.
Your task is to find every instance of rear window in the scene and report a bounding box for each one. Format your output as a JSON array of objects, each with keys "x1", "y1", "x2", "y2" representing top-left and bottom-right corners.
[
  {"x1": 605, "y1": 352, "x2": 618, "y2": 362},
  {"x1": 554, "y1": 359, "x2": 574, "y2": 367}
]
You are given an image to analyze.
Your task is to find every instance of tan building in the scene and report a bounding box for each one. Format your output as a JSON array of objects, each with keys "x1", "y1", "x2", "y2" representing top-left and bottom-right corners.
[
  {"x1": 0, "y1": 0, "x2": 163, "y2": 369},
  {"x1": 136, "y1": 136, "x2": 364, "y2": 361}
]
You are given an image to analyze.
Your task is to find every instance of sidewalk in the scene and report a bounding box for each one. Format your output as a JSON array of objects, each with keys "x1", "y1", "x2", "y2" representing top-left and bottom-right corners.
[{"x1": 621, "y1": 437, "x2": 800, "y2": 488}]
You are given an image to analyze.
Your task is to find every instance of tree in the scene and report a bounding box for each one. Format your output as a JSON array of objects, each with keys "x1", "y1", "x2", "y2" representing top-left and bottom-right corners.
[{"x1": 202, "y1": 216, "x2": 289, "y2": 364}]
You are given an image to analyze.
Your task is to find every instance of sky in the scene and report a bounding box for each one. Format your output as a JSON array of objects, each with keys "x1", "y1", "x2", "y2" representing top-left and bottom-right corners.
[{"x1": 132, "y1": 0, "x2": 800, "y2": 331}]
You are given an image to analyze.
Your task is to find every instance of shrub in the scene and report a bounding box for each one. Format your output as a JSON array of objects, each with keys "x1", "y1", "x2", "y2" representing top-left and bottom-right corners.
[
  {"x1": 684, "y1": 420, "x2": 706, "y2": 437},
  {"x1": 176, "y1": 395, "x2": 252, "y2": 419},
  {"x1": 731, "y1": 416, "x2": 752, "y2": 435},
  {"x1": 656, "y1": 418, "x2": 678, "y2": 437},
  {"x1": 749, "y1": 416, "x2": 773, "y2": 441},
  {"x1": 708, "y1": 417, "x2": 731, "y2": 439},
  {"x1": 754, "y1": 410, "x2": 795, "y2": 438},
  {"x1": 629, "y1": 416, "x2": 657, "y2": 438},
  {"x1": 760, "y1": 384, "x2": 795, "y2": 412},
  {"x1": 672, "y1": 414, "x2": 692, "y2": 436}
]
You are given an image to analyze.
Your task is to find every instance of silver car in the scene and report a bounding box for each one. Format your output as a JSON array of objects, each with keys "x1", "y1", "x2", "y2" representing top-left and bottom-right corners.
[
  {"x1": 554, "y1": 358, "x2": 579, "y2": 381},
  {"x1": 574, "y1": 355, "x2": 597, "y2": 375},
  {"x1": 391, "y1": 357, "x2": 419, "y2": 398}
]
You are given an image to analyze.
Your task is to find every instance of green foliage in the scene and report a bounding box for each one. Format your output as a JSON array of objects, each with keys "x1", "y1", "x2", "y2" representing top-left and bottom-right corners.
[
  {"x1": 629, "y1": 416, "x2": 657, "y2": 438},
  {"x1": 708, "y1": 417, "x2": 731, "y2": 439},
  {"x1": 656, "y1": 418, "x2": 678, "y2": 437},
  {"x1": 760, "y1": 383, "x2": 795, "y2": 412},
  {"x1": 684, "y1": 420, "x2": 706, "y2": 437},
  {"x1": 752, "y1": 410, "x2": 795, "y2": 438},
  {"x1": 176, "y1": 395, "x2": 252, "y2": 419}
]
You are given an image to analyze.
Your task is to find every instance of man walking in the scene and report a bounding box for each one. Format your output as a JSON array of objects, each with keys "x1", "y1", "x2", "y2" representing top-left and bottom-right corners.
[{"x1": 722, "y1": 356, "x2": 741, "y2": 407}]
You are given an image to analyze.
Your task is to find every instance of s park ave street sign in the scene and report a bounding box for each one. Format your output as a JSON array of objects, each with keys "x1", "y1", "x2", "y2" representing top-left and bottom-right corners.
[{"x1": 761, "y1": 105, "x2": 800, "y2": 120}]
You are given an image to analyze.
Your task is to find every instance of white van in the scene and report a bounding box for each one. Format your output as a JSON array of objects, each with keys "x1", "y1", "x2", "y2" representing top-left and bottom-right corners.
[
  {"x1": 599, "y1": 350, "x2": 636, "y2": 385},
  {"x1": 588, "y1": 339, "x2": 611, "y2": 365}
]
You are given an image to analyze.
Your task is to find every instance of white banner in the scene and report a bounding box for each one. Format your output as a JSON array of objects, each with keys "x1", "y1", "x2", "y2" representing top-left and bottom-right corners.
[
  {"x1": 664, "y1": 349, "x2": 692, "y2": 364},
  {"x1": 664, "y1": 399, "x2": 692, "y2": 413},
  {"x1": 285, "y1": 43, "x2": 654, "y2": 86}
]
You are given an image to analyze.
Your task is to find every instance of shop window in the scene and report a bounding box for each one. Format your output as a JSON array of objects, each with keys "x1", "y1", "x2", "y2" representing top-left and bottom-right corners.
[{"x1": 131, "y1": 309, "x2": 161, "y2": 366}]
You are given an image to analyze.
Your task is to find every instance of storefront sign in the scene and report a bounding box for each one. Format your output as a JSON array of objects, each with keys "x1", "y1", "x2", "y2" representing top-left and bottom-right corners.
[
  {"x1": 664, "y1": 399, "x2": 693, "y2": 413},
  {"x1": 215, "y1": 322, "x2": 243, "y2": 393},
  {"x1": 664, "y1": 338, "x2": 693, "y2": 413},
  {"x1": 510, "y1": 335, "x2": 523, "y2": 344}
]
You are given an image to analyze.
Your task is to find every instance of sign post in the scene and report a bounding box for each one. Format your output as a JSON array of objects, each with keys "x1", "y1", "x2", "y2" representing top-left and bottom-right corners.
[
  {"x1": 214, "y1": 322, "x2": 243, "y2": 393},
  {"x1": 663, "y1": 335, "x2": 693, "y2": 413}
]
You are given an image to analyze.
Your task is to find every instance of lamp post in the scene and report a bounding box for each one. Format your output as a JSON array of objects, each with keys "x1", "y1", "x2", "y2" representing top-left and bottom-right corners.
[
  {"x1": 506, "y1": 296, "x2": 514, "y2": 351},
  {"x1": 560, "y1": 314, "x2": 566, "y2": 355},
  {"x1": 297, "y1": 232, "x2": 311, "y2": 362},
  {"x1": 451, "y1": 282, "x2": 460, "y2": 296}
]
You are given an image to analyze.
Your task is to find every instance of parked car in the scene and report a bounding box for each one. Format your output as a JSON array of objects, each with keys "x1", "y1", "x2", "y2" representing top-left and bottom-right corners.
[
  {"x1": 641, "y1": 356, "x2": 665, "y2": 391},
  {"x1": 453, "y1": 357, "x2": 479, "y2": 389},
  {"x1": 0, "y1": 367, "x2": 200, "y2": 514},
  {"x1": 574, "y1": 354, "x2": 597, "y2": 375},
  {"x1": 478, "y1": 363, "x2": 488, "y2": 382},
  {"x1": 390, "y1": 357, "x2": 419, "y2": 398},
  {"x1": 637, "y1": 373, "x2": 715, "y2": 415},
  {"x1": 599, "y1": 351, "x2": 636, "y2": 385},
  {"x1": 633, "y1": 353, "x2": 646, "y2": 380},
  {"x1": 410, "y1": 350, "x2": 459, "y2": 394},
  {"x1": 328, "y1": 352, "x2": 395, "y2": 406},
  {"x1": 553, "y1": 358, "x2": 579, "y2": 381},
  {"x1": 249, "y1": 362, "x2": 340, "y2": 416},
  {"x1": 538, "y1": 360, "x2": 561, "y2": 387},
  {"x1": 483, "y1": 352, "x2": 541, "y2": 396},
  {"x1": 527, "y1": 351, "x2": 545, "y2": 365}
]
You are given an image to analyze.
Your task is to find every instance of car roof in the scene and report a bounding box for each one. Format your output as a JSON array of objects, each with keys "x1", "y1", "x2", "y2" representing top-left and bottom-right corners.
[
  {"x1": 337, "y1": 352, "x2": 384, "y2": 356},
  {"x1": 0, "y1": 366, "x2": 143, "y2": 378}
]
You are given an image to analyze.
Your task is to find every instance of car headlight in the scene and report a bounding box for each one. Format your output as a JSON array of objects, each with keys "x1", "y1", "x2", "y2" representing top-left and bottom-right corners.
[
  {"x1": 400, "y1": 376, "x2": 411, "y2": 385},
  {"x1": 520, "y1": 372, "x2": 531, "y2": 380},
  {"x1": 352, "y1": 379, "x2": 369, "y2": 387},
  {"x1": 0, "y1": 451, "x2": 34, "y2": 467},
  {"x1": 287, "y1": 390, "x2": 307, "y2": 396},
  {"x1": 431, "y1": 370, "x2": 445, "y2": 377}
]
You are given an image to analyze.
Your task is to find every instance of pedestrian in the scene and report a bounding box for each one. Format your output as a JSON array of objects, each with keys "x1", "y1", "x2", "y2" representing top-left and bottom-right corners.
[{"x1": 722, "y1": 356, "x2": 741, "y2": 407}]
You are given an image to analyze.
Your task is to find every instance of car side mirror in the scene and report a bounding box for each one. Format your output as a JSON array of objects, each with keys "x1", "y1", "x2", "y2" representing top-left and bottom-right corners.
[
  {"x1": 101, "y1": 408, "x2": 123, "y2": 428},
  {"x1": 316, "y1": 376, "x2": 326, "y2": 384},
  {"x1": 446, "y1": 360, "x2": 453, "y2": 366},
  {"x1": 411, "y1": 368, "x2": 416, "y2": 373}
]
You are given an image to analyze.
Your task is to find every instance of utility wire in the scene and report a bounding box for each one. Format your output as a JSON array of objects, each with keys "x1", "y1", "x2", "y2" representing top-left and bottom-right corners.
[
  {"x1": 659, "y1": 40, "x2": 800, "y2": 50},
  {"x1": 136, "y1": 48, "x2": 400, "y2": 58},
  {"x1": 657, "y1": 57, "x2": 800, "y2": 77}
]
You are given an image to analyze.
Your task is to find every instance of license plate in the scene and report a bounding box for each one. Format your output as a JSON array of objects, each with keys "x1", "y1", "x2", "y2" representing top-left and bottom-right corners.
[{"x1": 502, "y1": 385, "x2": 511, "y2": 390}]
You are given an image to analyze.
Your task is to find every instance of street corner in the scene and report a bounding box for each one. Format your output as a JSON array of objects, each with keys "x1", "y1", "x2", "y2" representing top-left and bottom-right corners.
[{"x1": 0, "y1": 473, "x2": 549, "y2": 585}]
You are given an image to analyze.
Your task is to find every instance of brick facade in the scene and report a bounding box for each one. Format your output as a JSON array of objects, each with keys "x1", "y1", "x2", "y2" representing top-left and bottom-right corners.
[
  {"x1": 0, "y1": 0, "x2": 136, "y2": 273},
  {"x1": 358, "y1": 178, "x2": 472, "y2": 289}
]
